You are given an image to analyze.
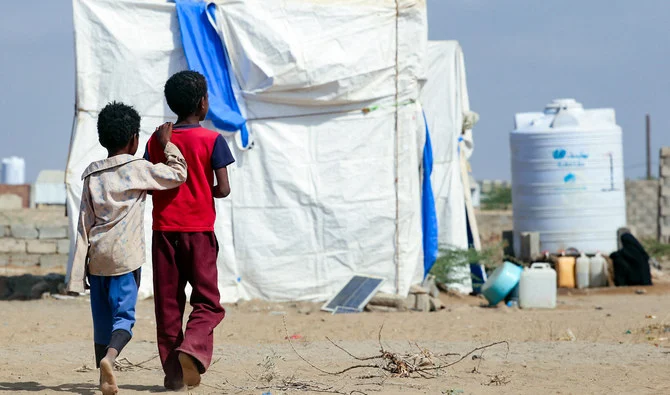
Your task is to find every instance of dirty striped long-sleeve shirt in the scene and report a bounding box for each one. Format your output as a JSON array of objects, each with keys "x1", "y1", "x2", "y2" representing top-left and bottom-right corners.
[{"x1": 66, "y1": 142, "x2": 187, "y2": 293}]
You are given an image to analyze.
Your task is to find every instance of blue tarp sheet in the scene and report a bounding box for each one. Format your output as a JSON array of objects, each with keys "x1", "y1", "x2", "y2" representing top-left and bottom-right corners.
[
  {"x1": 176, "y1": 1, "x2": 438, "y2": 274},
  {"x1": 175, "y1": 0, "x2": 250, "y2": 147},
  {"x1": 422, "y1": 113, "x2": 438, "y2": 276}
]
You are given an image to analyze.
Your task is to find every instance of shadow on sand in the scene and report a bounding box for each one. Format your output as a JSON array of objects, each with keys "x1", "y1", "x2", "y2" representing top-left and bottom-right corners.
[{"x1": 0, "y1": 381, "x2": 166, "y2": 394}]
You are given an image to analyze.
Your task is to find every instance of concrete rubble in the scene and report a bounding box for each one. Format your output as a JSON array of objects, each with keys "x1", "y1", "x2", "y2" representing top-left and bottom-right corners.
[{"x1": 365, "y1": 276, "x2": 446, "y2": 313}]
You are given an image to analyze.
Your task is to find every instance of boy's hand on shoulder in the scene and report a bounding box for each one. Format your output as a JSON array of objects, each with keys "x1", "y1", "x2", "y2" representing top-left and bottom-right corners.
[{"x1": 155, "y1": 122, "x2": 173, "y2": 147}]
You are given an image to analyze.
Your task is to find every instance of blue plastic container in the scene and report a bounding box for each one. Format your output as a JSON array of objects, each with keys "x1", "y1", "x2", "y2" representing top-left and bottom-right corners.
[
  {"x1": 505, "y1": 283, "x2": 520, "y2": 307},
  {"x1": 481, "y1": 261, "x2": 523, "y2": 306}
]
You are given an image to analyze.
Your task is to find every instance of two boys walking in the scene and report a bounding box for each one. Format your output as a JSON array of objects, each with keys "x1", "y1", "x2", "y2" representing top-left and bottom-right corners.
[{"x1": 67, "y1": 70, "x2": 232, "y2": 393}]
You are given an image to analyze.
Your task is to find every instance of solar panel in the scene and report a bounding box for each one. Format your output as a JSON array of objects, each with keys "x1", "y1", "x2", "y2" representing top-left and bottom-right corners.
[
  {"x1": 321, "y1": 275, "x2": 385, "y2": 313},
  {"x1": 332, "y1": 306, "x2": 359, "y2": 315}
]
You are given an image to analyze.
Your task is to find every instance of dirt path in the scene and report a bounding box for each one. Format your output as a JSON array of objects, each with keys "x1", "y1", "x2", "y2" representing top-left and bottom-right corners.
[{"x1": 1, "y1": 286, "x2": 669, "y2": 394}]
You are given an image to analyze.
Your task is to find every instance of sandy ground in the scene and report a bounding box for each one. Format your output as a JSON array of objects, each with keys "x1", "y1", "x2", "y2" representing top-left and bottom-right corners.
[{"x1": 1, "y1": 284, "x2": 669, "y2": 395}]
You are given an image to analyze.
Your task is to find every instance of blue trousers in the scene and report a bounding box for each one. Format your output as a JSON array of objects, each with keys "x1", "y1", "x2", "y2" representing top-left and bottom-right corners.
[{"x1": 89, "y1": 269, "x2": 140, "y2": 366}]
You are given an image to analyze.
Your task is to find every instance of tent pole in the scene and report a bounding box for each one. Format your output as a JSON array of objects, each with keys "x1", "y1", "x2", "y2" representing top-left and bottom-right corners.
[
  {"x1": 393, "y1": 0, "x2": 401, "y2": 294},
  {"x1": 460, "y1": 142, "x2": 481, "y2": 251},
  {"x1": 646, "y1": 114, "x2": 651, "y2": 180}
]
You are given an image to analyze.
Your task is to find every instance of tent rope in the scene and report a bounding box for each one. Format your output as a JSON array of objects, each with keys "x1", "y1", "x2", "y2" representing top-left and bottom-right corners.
[{"x1": 75, "y1": 99, "x2": 416, "y2": 123}]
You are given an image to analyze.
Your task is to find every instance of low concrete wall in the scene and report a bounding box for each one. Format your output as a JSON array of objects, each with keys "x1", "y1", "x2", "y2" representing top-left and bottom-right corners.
[
  {"x1": 0, "y1": 207, "x2": 68, "y2": 275},
  {"x1": 475, "y1": 209, "x2": 513, "y2": 248},
  {"x1": 660, "y1": 148, "x2": 670, "y2": 243},
  {"x1": 0, "y1": 185, "x2": 30, "y2": 209},
  {"x1": 625, "y1": 179, "x2": 660, "y2": 240}
]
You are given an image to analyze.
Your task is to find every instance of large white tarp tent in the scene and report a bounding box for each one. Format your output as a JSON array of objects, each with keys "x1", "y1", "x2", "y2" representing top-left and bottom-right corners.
[
  {"x1": 422, "y1": 41, "x2": 473, "y2": 293},
  {"x1": 66, "y1": 0, "x2": 474, "y2": 302}
]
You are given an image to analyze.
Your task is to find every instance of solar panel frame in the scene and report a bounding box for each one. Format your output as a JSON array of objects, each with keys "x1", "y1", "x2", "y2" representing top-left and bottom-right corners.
[
  {"x1": 321, "y1": 274, "x2": 386, "y2": 313},
  {"x1": 331, "y1": 306, "x2": 360, "y2": 315}
]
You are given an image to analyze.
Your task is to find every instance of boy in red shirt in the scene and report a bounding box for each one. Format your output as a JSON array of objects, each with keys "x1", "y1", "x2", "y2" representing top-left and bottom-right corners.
[{"x1": 144, "y1": 71, "x2": 234, "y2": 390}]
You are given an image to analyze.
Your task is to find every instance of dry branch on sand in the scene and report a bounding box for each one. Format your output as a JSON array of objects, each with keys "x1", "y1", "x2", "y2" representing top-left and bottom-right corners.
[
  {"x1": 485, "y1": 374, "x2": 511, "y2": 386},
  {"x1": 283, "y1": 317, "x2": 509, "y2": 379},
  {"x1": 218, "y1": 376, "x2": 367, "y2": 395},
  {"x1": 113, "y1": 355, "x2": 159, "y2": 372},
  {"x1": 217, "y1": 319, "x2": 510, "y2": 394},
  {"x1": 75, "y1": 365, "x2": 94, "y2": 373}
]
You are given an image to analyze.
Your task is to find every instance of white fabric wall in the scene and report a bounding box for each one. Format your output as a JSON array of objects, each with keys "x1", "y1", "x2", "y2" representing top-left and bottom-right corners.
[
  {"x1": 213, "y1": 0, "x2": 426, "y2": 119},
  {"x1": 421, "y1": 42, "x2": 469, "y2": 250},
  {"x1": 67, "y1": 0, "x2": 428, "y2": 302},
  {"x1": 66, "y1": 0, "x2": 470, "y2": 302},
  {"x1": 66, "y1": 0, "x2": 478, "y2": 302},
  {"x1": 420, "y1": 41, "x2": 473, "y2": 293}
]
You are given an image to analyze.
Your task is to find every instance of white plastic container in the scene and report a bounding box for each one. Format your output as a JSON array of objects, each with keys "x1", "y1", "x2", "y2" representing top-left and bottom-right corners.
[
  {"x1": 1, "y1": 156, "x2": 26, "y2": 185},
  {"x1": 511, "y1": 99, "x2": 626, "y2": 256},
  {"x1": 589, "y1": 252, "x2": 608, "y2": 287},
  {"x1": 519, "y1": 263, "x2": 557, "y2": 309},
  {"x1": 576, "y1": 253, "x2": 590, "y2": 289}
]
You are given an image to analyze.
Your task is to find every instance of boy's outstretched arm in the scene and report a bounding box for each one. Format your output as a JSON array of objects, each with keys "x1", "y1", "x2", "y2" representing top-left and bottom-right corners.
[
  {"x1": 212, "y1": 167, "x2": 231, "y2": 198},
  {"x1": 66, "y1": 178, "x2": 95, "y2": 294},
  {"x1": 136, "y1": 123, "x2": 188, "y2": 190}
]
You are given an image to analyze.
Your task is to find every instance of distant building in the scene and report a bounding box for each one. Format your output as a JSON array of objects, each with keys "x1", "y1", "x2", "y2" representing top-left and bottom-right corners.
[{"x1": 32, "y1": 170, "x2": 66, "y2": 207}]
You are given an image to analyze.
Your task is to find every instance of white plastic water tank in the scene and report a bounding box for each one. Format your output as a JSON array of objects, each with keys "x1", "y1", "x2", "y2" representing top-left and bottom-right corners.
[
  {"x1": 510, "y1": 99, "x2": 626, "y2": 256},
  {"x1": 1, "y1": 157, "x2": 26, "y2": 185}
]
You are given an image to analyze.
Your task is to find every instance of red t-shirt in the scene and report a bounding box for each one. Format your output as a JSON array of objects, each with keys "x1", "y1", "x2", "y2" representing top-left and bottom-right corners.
[{"x1": 145, "y1": 124, "x2": 235, "y2": 232}]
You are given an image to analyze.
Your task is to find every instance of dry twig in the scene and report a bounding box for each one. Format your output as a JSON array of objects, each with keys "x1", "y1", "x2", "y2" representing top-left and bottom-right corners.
[
  {"x1": 326, "y1": 337, "x2": 379, "y2": 361},
  {"x1": 283, "y1": 316, "x2": 509, "y2": 379},
  {"x1": 283, "y1": 317, "x2": 379, "y2": 375},
  {"x1": 485, "y1": 374, "x2": 511, "y2": 386},
  {"x1": 113, "y1": 355, "x2": 159, "y2": 372},
  {"x1": 223, "y1": 376, "x2": 366, "y2": 395},
  {"x1": 414, "y1": 341, "x2": 509, "y2": 373},
  {"x1": 75, "y1": 365, "x2": 94, "y2": 373}
]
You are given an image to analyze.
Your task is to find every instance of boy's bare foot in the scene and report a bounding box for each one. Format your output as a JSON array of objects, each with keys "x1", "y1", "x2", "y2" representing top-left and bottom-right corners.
[
  {"x1": 99, "y1": 357, "x2": 119, "y2": 395},
  {"x1": 178, "y1": 352, "x2": 201, "y2": 388}
]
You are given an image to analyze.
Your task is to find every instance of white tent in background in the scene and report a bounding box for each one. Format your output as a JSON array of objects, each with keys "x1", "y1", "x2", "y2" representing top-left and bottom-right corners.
[
  {"x1": 421, "y1": 41, "x2": 474, "y2": 294},
  {"x1": 66, "y1": 0, "x2": 475, "y2": 302}
]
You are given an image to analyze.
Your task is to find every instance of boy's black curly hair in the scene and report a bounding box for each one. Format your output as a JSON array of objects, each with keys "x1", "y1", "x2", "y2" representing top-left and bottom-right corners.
[
  {"x1": 97, "y1": 102, "x2": 141, "y2": 152},
  {"x1": 164, "y1": 70, "x2": 208, "y2": 118}
]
